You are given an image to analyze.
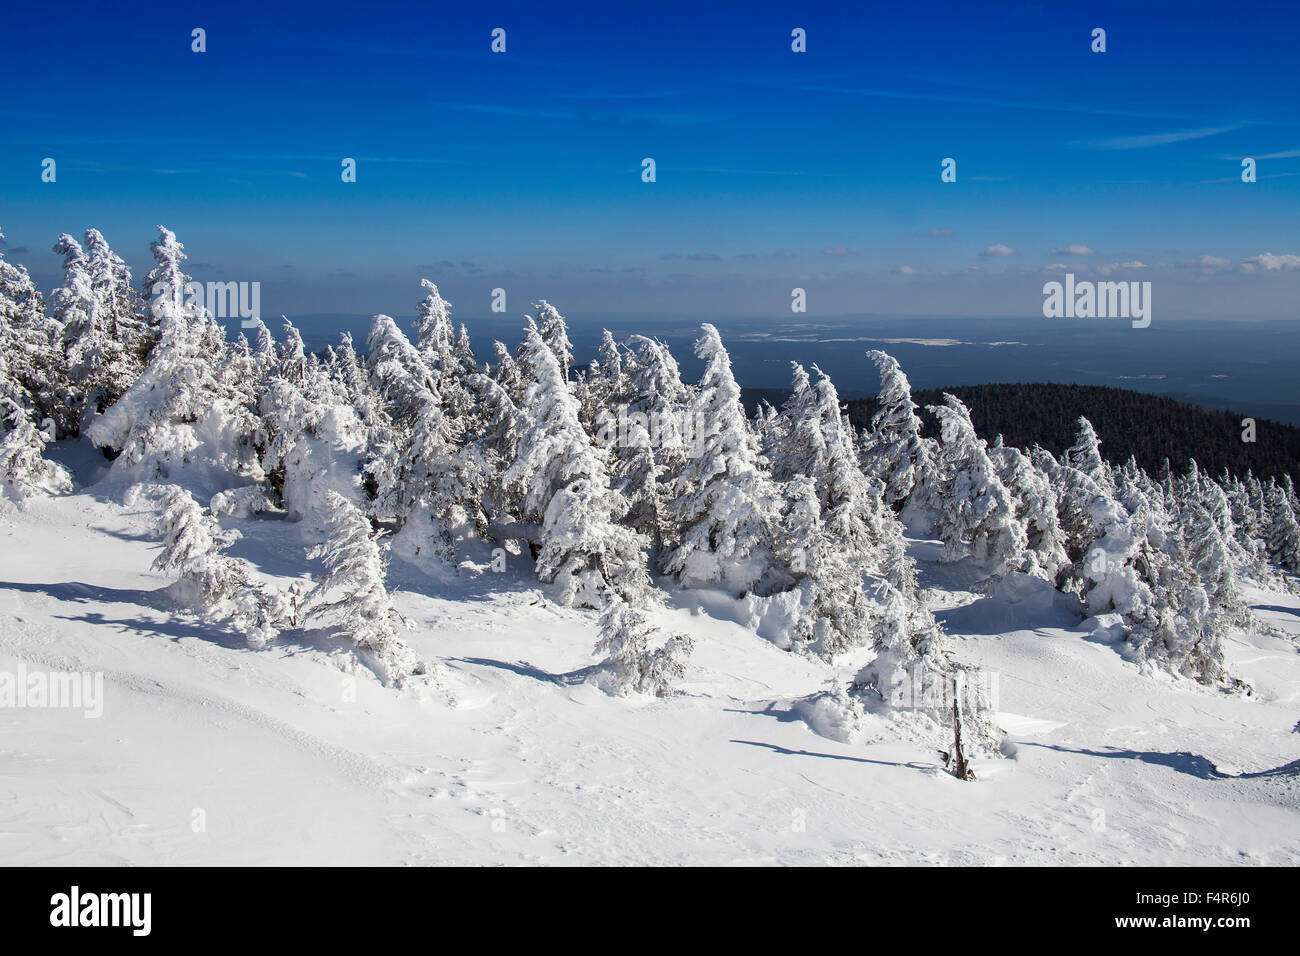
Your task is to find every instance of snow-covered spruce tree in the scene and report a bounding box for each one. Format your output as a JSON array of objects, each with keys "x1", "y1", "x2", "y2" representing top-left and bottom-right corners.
[
  {"x1": 1266, "y1": 483, "x2": 1300, "y2": 574},
  {"x1": 259, "y1": 320, "x2": 367, "y2": 527},
  {"x1": 305, "y1": 491, "x2": 424, "y2": 686},
  {"x1": 1060, "y1": 453, "x2": 1237, "y2": 686},
  {"x1": 533, "y1": 300, "x2": 574, "y2": 384},
  {"x1": 82, "y1": 229, "x2": 149, "y2": 412},
  {"x1": 1037, "y1": 443, "x2": 1147, "y2": 617},
  {"x1": 0, "y1": 229, "x2": 63, "y2": 419},
  {"x1": 504, "y1": 322, "x2": 652, "y2": 607},
  {"x1": 1184, "y1": 499, "x2": 1251, "y2": 628},
  {"x1": 413, "y1": 278, "x2": 475, "y2": 423},
  {"x1": 152, "y1": 485, "x2": 281, "y2": 647},
  {"x1": 608, "y1": 333, "x2": 697, "y2": 554},
  {"x1": 927, "y1": 394, "x2": 1027, "y2": 570},
  {"x1": 393, "y1": 390, "x2": 488, "y2": 565},
  {"x1": 87, "y1": 227, "x2": 256, "y2": 483},
  {"x1": 989, "y1": 438, "x2": 1068, "y2": 580},
  {"x1": 47, "y1": 234, "x2": 99, "y2": 435},
  {"x1": 489, "y1": 339, "x2": 526, "y2": 405},
  {"x1": 778, "y1": 475, "x2": 878, "y2": 658},
  {"x1": 1063, "y1": 416, "x2": 1115, "y2": 496},
  {"x1": 663, "y1": 324, "x2": 782, "y2": 594},
  {"x1": 1126, "y1": 534, "x2": 1227, "y2": 686},
  {"x1": 594, "y1": 595, "x2": 693, "y2": 697},
  {"x1": 364, "y1": 312, "x2": 486, "y2": 557},
  {"x1": 860, "y1": 349, "x2": 939, "y2": 518},
  {"x1": 0, "y1": 400, "x2": 72, "y2": 501},
  {"x1": 775, "y1": 363, "x2": 918, "y2": 591}
]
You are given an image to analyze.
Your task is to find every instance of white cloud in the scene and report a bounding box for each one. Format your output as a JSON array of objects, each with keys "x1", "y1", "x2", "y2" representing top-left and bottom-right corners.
[
  {"x1": 894, "y1": 265, "x2": 916, "y2": 275},
  {"x1": 1179, "y1": 254, "x2": 1232, "y2": 274},
  {"x1": 1240, "y1": 252, "x2": 1300, "y2": 273},
  {"x1": 1095, "y1": 260, "x2": 1147, "y2": 275},
  {"x1": 1051, "y1": 244, "x2": 1094, "y2": 255},
  {"x1": 979, "y1": 243, "x2": 1015, "y2": 257},
  {"x1": 821, "y1": 246, "x2": 856, "y2": 256}
]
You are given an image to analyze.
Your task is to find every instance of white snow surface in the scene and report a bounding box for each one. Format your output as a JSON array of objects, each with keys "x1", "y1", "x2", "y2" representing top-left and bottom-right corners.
[{"x1": 2, "y1": 467, "x2": 1298, "y2": 866}]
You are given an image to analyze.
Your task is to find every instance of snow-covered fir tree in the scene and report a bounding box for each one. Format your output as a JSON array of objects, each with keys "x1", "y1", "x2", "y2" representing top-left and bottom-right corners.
[
  {"x1": 151, "y1": 485, "x2": 283, "y2": 646},
  {"x1": 989, "y1": 438, "x2": 1068, "y2": 580},
  {"x1": 594, "y1": 595, "x2": 693, "y2": 697},
  {"x1": 927, "y1": 394, "x2": 1027, "y2": 570},
  {"x1": 0, "y1": 228, "x2": 63, "y2": 421},
  {"x1": 663, "y1": 324, "x2": 782, "y2": 594},
  {"x1": 86, "y1": 227, "x2": 257, "y2": 483},
  {"x1": 0, "y1": 400, "x2": 71, "y2": 501},
  {"x1": 533, "y1": 300, "x2": 574, "y2": 384},
  {"x1": 306, "y1": 491, "x2": 425, "y2": 686},
  {"x1": 1266, "y1": 483, "x2": 1300, "y2": 574},
  {"x1": 259, "y1": 319, "x2": 367, "y2": 528},
  {"x1": 504, "y1": 321, "x2": 653, "y2": 607},
  {"x1": 860, "y1": 349, "x2": 939, "y2": 518}
]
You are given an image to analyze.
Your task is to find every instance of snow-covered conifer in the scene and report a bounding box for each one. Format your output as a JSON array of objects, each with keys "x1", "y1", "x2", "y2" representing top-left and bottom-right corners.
[
  {"x1": 990, "y1": 439, "x2": 1068, "y2": 579},
  {"x1": 505, "y1": 324, "x2": 652, "y2": 607},
  {"x1": 861, "y1": 350, "x2": 939, "y2": 516},
  {"x1": 1266, "y1": 483, "x2": 1300, "y2": 574},
  {"x1": 533, "y1": 300, "x2": 574, "y2": 383},
  {"x1": 663, "y1": 324, "x2": 781, "y2": 594},
  {"x1": 87, "y1": 227, "x2": 253, "y2": 483},
  {"x1": 1063, "y1": 417, "x2": 1115, "y2": 496},
  {"x1": 0, "y1": 400, "x2": 71, "y2": 500},
  {"x1": 305, "y1": 492, "x2": 424, "y2": 686},
  {"x1": 927, "y1": 394, "x2": 1027, "y2": 570},
  {"x1": 153, "y1": 485, "x2": 253, "y2": 612},
  {"x1": 594, "y1": 595, "x2": 693, "y2": 697}
]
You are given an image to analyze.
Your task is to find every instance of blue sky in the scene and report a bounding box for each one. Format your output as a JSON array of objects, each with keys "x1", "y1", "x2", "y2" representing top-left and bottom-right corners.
[{"x1": 1, "y1": 0, "x2": 1297, "y2": 321}]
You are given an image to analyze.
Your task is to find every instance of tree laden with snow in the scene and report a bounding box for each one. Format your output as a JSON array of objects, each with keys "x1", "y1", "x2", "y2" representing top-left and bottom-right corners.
[
  {"x1": 860, "y1": 349, "x2": 939, "y2": 518},
  {"x1": 1266, "y1": 483, "x2": 1300, "y2": 575},
  {"x1": 504, "y1": 322, "x2": 652, "y2": 608},
  {"x1": 305, "y1": 491, "x2": 425, "y2": 686},
  {"x1": 0, "y1": 400, "x2": 71, "y2": 501},
  {"x1": 927, "y1": 394, "x2": 1027, "y2": 571},
  {"x1": 151, "y1": 485, "x2": 283, "y2": 647},
  {"x1": 989, "y1": 438, "x2": 1068, "y2": 580},
  {"x1": 663, "y1": 324, "x2": 782, "y2": 594},
  {"x1": 594, "y1": 595, "x2": 693, "y2": 697},
  {"x1": 87, "y1": 227, "x2": 258, "y2": 483}
]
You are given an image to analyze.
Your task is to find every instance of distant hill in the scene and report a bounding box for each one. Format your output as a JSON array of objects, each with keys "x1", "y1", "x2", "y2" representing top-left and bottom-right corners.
[{"x1": 742, "y1": 383, "x2": 1300, "y2": 484}]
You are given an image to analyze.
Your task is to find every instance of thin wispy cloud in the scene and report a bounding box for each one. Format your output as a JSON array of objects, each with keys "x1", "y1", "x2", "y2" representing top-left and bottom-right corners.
[
  {"x1": 802, "y1": 85, "x2": 1249, "y2": 125},
  {"x1": 1071, "y1": 125, "x2": 1243, "y2": 150}
]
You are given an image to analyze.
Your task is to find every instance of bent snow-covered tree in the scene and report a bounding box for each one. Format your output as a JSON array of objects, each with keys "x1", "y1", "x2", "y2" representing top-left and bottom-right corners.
[
  {"x1": 861, "y1": 350, "x2": 938, "y2": 518},
  {"x1": 594, "y1": 595, "x2": 694, "y2": 697},
  {"x1": 306, "y1": 492, "x2": 424, "y2": 686},
  {"x1": 0, "y1": 400, "x2": 72, "y2": 501},
  {"x1": 504, "y1": 321, "x2": 653, "y2": 608}
]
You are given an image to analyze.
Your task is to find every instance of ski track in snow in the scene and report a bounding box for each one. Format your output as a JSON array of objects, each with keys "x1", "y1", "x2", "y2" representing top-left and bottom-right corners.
[{"x1": 1, "y1": 491, "x2": 1297, "y2": 865}]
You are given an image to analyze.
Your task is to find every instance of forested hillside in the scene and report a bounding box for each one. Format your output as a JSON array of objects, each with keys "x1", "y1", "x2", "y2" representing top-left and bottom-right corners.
[{"x1": 745, "y1": 384, "x2": 1298, "y2": 485}]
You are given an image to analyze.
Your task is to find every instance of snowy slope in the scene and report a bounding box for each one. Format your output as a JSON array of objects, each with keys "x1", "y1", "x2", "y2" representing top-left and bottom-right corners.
[{"x1": 2, "y1": 480, "x2": 1297, "y2": 866}]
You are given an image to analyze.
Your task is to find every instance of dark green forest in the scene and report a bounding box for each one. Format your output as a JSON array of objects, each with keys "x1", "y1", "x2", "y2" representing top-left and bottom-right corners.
[{"x1": 744, "y1": 383, "x2": 1299, "y2": 485}]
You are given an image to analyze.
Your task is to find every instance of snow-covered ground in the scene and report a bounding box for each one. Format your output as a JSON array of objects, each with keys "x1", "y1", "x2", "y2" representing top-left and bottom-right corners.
[{"x1": 2, "y1": 474, "x2": 1297, "y2": 866}]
